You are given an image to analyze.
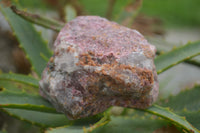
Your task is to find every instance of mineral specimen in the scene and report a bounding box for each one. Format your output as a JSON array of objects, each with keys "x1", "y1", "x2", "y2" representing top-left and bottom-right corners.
[{"x1": 39, "y1": 16, "x2": 159, "y2": 120}]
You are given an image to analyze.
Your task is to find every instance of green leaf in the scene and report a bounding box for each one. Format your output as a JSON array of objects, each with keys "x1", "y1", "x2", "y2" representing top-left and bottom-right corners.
[
  {"x1": 1, "y1": 108, "x2": 71, "y2": 127},
  {"x1": 158, "y1": 85, "x2": 200, "y2": 130},
  {"x1": 0, "y1": 76, "x2": 56, "y2": 113},
  {"x1": 0, "y1": 5, "x2": 53, "y2": 76},
  {"x1": 47, "y1": 127, "x2": 83, "y2": 133},
  {"x1": 148, "y1": 37, "x2": 200, "y2": 68},
  {"x1": 181, "y1": 111, "x2": 200, "y2": 130},
  {"x1": 160, "y1": 85, "x2": 200, "y2": 112},
  {"x1": 0, "y1": 80, "x2": 38, "y2": 94},
  {"x1": 47, "y1": 116, "x2": 167, "y2": 133},
  {"x1": 155, "y1": 41, "x2": 200, "y2": 74},
  {"x1": 0, "y1": 73, "x2": 39, "y2": 88},
  {"x1": 1, "y1": 108, "x2": 102, "y2": 128},
  {"x1": 150, "y1": 38, "x2": 200, "y2": 99},
  {"x1": 47, "y1": 112, "x2": 110, "y2": 133},
  {"x1": 145, "y1": 105, "x2": 199, "y2": 133},
  {"x1": 94, "y1": 116, "x2": 168, "y2": 133},
  {"x1": 0, "y1": 75, "x2": 56, "y2": 113},
  {"x1": 0, "y1": 89, "x2": 57, "y2": 113}
]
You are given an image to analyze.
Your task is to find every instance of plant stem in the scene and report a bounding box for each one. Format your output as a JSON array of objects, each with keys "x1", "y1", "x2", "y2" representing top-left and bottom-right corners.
[
  {"x1": 10, "y1": 5, "x2": 64, "y2": 31},
  {"x1": 83, "y1": 112, "x2": 110, "y2": 133},
  {"x1": 115, "y1": 0, "x2": 143, "y2": 27},
  {"x1": 105, "y1": 0, "x2": 116, "y2": 20}
]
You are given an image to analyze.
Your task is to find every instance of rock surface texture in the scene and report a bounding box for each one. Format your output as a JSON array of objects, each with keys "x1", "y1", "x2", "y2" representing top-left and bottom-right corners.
[{"x1": 39, "y1": 16, "x2": 159, "y2": 120}]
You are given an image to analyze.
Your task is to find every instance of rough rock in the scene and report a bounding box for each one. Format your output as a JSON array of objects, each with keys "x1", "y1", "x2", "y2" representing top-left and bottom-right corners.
[{"x1": 39, "y1": 16, "x2": 159, "y2": 120}]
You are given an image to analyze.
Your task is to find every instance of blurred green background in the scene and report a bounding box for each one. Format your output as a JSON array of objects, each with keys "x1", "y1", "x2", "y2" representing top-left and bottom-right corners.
[
  {"x1": 10, "y1": 0, "x2": 200, "y2": 28},
  {"x1": 142, "y1": 0, "x2": 200, "y2": 27}
]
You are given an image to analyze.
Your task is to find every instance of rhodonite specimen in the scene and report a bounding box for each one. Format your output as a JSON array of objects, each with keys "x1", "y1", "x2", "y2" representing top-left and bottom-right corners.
[{"x1": 39, "y1": 16, "x2": 159, "y2": 120}]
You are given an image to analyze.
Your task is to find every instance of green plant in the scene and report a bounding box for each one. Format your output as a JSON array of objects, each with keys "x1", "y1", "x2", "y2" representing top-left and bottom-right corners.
[{"x1": 0, "y1": 0, "x2": 200, "y2": 133}]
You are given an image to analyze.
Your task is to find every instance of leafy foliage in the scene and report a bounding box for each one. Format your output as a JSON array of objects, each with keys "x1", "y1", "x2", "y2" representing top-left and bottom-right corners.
[
  {"x1": 0, "y1": 5, "x2": 52, "y2": 77},
  {"x1": 0, "y1": 73, "x2": 38, "y2": 87},
  {"x1": 10, "y1": 6, "x2": 64, "y2": 31},
  {"x1": 47, "y1": 117, "x2": 167, "y2": 133},
  {"x1": 159, "y1": 85, "x2": 200, "y2": 130},
  {"x1": 0, "y1": 89, "x2": 56, "y2": 113},
  {"x1": 154, "y1": 41, "x2": 200, "y2": 74},
  {"x1": 0, "y1": 0, "x2": 200, "y2": 133},
  {"x1": 0, "y1": 79, "x2": 38, "y2": 94},
  {"x1": 1, "y1": 108, "x2": 70, "y2": 127},
  {"x1": 145, "y1": 105, "x2": 199, "y2": 133},
  {"x1": 160, "y1": 85, "x2": 200, "y2": 112},
  {"x1": 181, "y1": 111, "x2": 200, "y2": 130}
]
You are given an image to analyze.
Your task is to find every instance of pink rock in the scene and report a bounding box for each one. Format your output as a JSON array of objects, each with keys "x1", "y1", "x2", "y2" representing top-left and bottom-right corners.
[{"x1": 39, "y1": 16, "x2": 159, "y2": 120}]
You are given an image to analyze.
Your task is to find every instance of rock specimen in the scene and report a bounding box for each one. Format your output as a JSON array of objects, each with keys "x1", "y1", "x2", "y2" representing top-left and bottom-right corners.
[{"x1": 39, "y1": 16, "x2": 159, "y2": 120}]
